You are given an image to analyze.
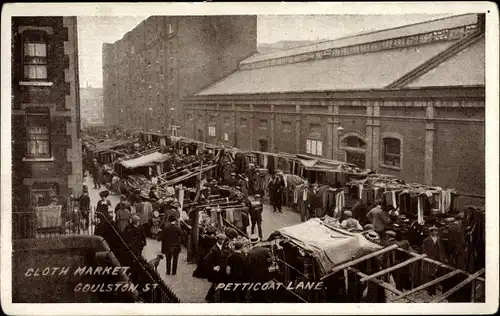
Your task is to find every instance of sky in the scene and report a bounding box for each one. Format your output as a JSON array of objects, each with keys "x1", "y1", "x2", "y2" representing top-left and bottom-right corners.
[{"x1": 77, "y1": 14, "x2": 452, "y2": 88}]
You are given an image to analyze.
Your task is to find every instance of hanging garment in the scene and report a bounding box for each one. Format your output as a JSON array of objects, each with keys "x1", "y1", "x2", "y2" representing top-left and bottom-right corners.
[
  {"x1": 374, "y1": 187, "x2": 379, "y2": 202},
  {"x1": 398, "y1": 192, "x2": 411, "y2": 214},
  {"x1": 358, "y1": 184, "x2": 364, "y2": 199},
  {"x1": 178, "y1": 187, "x2": 185, "y2": 213},
  {"x1": 362, "y1": 188, "x2": 374, "y2": 206},
  {"x1": 417, "y1": 196, "x2": 424, "y2": 225},
  {"x1": 391, "y1": 191, "x2": 397, "y2": 209},
  {"x1": 441, "y1": 190, "x2": 452, "y2": 214},
  {"x1": 333, "y1": 191, "x2": 345, "y2": 218}
]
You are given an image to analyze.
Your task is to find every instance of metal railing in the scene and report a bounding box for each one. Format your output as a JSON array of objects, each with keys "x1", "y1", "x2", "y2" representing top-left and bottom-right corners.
[{"x1": 12, "y1": 207, "x2": 181, "y2": 303}]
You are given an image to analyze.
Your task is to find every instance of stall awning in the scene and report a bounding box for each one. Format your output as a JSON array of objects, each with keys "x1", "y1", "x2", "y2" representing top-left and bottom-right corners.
[
  {"x1": 297, "y1": 158, "x2": 318, "y2": 168},
  {"x1": 269, "y1": 219, "x2": 381, "y2": 276},
  {"x1": 120, "y1": 152, "x2": 169, "y2": 169}
]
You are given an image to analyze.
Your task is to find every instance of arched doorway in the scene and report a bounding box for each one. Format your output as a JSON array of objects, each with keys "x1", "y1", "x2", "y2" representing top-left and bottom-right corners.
[{"x1": 340, "y1": 134, "x2": 366, "y2": 168}]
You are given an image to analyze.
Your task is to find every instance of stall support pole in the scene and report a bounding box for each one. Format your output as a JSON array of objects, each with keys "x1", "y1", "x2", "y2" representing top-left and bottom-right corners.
[{"x1": 187, "y1": 171, "x2": 202, "y2": 264}]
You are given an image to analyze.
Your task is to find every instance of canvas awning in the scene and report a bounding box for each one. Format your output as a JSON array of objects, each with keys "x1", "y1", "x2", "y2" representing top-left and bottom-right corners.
[
  {"x1": 120, "y1": 152, "x2": 169, "y2": 169},
  {"x1": 269, "y1": 218, "x2": 382, "y2": 276}
]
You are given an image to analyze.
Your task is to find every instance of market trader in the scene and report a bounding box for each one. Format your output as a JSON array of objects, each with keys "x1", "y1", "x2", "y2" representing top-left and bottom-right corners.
[{"x1": 249, "y1": 195, "x2": 264, "y2": 239}]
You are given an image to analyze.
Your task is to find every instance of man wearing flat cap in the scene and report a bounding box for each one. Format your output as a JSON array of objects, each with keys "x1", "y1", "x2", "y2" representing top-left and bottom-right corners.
[{"x1": 422, "y1": 226, "x2": 447, "y2": 295}]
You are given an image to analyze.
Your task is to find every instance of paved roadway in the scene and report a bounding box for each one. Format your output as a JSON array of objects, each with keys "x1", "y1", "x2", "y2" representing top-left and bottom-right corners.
[{"x1": 85, "y1": 175, "x2": 302, "y2": 302}]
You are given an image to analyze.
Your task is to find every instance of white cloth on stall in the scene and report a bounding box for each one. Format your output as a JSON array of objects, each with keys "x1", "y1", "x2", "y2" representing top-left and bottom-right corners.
[
  {"x1": 333, "y1": 191, "x2": 345, "y2": 218},
  {"x1": 178, "y1": 187, "x2": 184, "y2": 213},
  {"x1": 391, "y1": 191, "x2": 397, "y2": 209},
  {"x1": 226, "y1": 208, "x2": 234, "y2": 223},
  {"x1": 441, "y1": 190, "x2": 452, "y2": 214},
  {"x1": 417, "y1": 196, "x2": 424, "y2": 225}
]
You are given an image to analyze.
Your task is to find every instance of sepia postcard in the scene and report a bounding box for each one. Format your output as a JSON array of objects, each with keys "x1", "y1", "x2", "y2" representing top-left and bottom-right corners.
[{"x1": 1, "y1": 2, "x2": 498, "y2": 315}]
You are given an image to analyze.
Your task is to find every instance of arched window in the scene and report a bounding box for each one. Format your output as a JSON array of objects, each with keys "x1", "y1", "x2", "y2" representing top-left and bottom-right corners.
[
  {"x1": 342, "y1": 136, "x2": 366, "y2": 149},
  {"x1": 339, "y1": 132, "x2": 366, "y2": 168},
  {"x1": 382, "y1": 137, "x2": 402, "y2": 168}
]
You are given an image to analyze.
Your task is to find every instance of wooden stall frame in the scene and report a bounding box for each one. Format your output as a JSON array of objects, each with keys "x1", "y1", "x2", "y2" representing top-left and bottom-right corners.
[{"x1": 321, "y1": 243, "x2": 485, "y2": 303}]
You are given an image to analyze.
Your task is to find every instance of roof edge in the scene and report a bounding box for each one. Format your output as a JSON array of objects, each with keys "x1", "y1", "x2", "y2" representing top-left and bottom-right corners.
[{"x1": 387, "y1": 30, "x2": 484, "y2": 89}]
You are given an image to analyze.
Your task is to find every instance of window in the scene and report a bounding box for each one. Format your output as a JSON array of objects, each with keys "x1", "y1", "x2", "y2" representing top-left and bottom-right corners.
[
  {"x1": 306, "y1": 139, "x2": 323, "y2": 156},
  {"x1": 259, "y1": 119, "x2": 268, "y2": 129},
  {"x1": 282, "y1": 121, "x2": 292, "y2": 132},
  {"x1": 24, "y1": 42, "x2": 47, "y2": 80},
  {"x1": 240, "y1": 118, "x2": 247, "y2": 127},
  {"x1": 383, "y1": 138, "x2": 401, "y2": 167},
  {"x1": 31, "y1": 182, "x2": 59, "y2": 207},
  {"x1": 224, "y1": 133, "x2": 229, "y2": 142},
  {"x1": 171, "y1": 127, "x2": 178, "y2": 137},
  {"x1": 26, "y1": 108, "x2": 51, "y2": 158},
  {"x1": 224, "y1": 116, "x2": 231, "y2": 126},
  {"x1": 208, "y1": 126, "x2": 216, "y2": 137}
]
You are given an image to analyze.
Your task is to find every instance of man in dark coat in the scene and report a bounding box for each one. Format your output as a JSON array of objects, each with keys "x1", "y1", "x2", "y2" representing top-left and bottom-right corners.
[
  {"x1": 447, "y1": 213, "x2": 467, "y2": 269},
  {"x1": 78, "y1": 186, "x2": 91, "y2": 228},
  {"x1": 247, "y1": 236, "x2": 273, "y2": 302},
  {"x1": 124, "y1": 215, "x2": 147, "y2": 257},
  {"x1": 422, "y1": 226, "x2": 448, "y2": 295},
  {"x1": 160, "y1": 216, "x2": 183, "y2": 275},
  {"x1": 311, "y1": 183, "x2": 323, "y2": 218},
  {"x1": 305, "y1": 184, "x2": 315, "y2": 220},
  {"x1": 269, "y1": 175, "x2": 284, "y2": 213},
  {"x1": 224, "y1": 241, "x2": 249, "y2": 302},
  {"x1": 204, "y1": 233, "x2": 229, "y2": 302},
  {"x1": 91, "y1": 158, "x2": 102, "y2": 189}
]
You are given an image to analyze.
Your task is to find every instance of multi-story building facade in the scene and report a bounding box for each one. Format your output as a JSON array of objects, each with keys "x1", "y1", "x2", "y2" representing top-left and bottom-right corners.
[
  {"x1": 102, "y1": 15, "x2": 257, "y2": 135},
  {"x1": 184, "y1": 14, "x2": 486, "y2": 206},
  {"x1": 11, "y1": 16, "x2": 83, "y2": 237},
  {"x1": 80, "y1": 85, "x2": 104, "y2": 127}
]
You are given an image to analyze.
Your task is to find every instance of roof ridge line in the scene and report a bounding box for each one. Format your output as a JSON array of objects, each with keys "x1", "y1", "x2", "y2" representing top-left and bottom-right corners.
[
  {"x1": 245, "y1": 13, "x2": 476, "y2": 63},
  {"x1": 386, "y1": 31, "x2": 484, "y2": 89}
]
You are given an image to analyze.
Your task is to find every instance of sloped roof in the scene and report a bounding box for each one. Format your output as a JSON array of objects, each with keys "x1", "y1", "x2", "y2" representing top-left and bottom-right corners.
[
  {"x1": 120, "y1": 151, "x2": 168, "y2": 169},
  {"x1": 269, "y1": 218, "x2": 382, "y2": 276},
  {"x1": 197, "y1": 41, "x2": 457, "y2": 95},
  {"x1": 241, "y1": 14, "x2": 478, "y2": 65},
  {"x1": 406, "y1": 37, "x2": 485, "y2": 88}
]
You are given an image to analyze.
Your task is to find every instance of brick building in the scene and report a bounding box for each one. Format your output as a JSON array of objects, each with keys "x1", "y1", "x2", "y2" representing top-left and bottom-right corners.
[
  {"x1": 80, "y1": 84, "x2": 104, "y2": 127},
  {"x1": 102, "y1": 15, "x2": 257, "y2": 135},
  {"x1": 11, "y1": 17, "x2": 83, "y2": 236},
  {"x1": 184, "y1": 14, "x2": 485, "y2": 205}
]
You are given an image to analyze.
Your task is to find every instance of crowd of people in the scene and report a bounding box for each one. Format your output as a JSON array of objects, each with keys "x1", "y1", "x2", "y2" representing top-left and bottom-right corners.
[{"x1": 76, "y1": 131, "x2": 483, "y2": 303}]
